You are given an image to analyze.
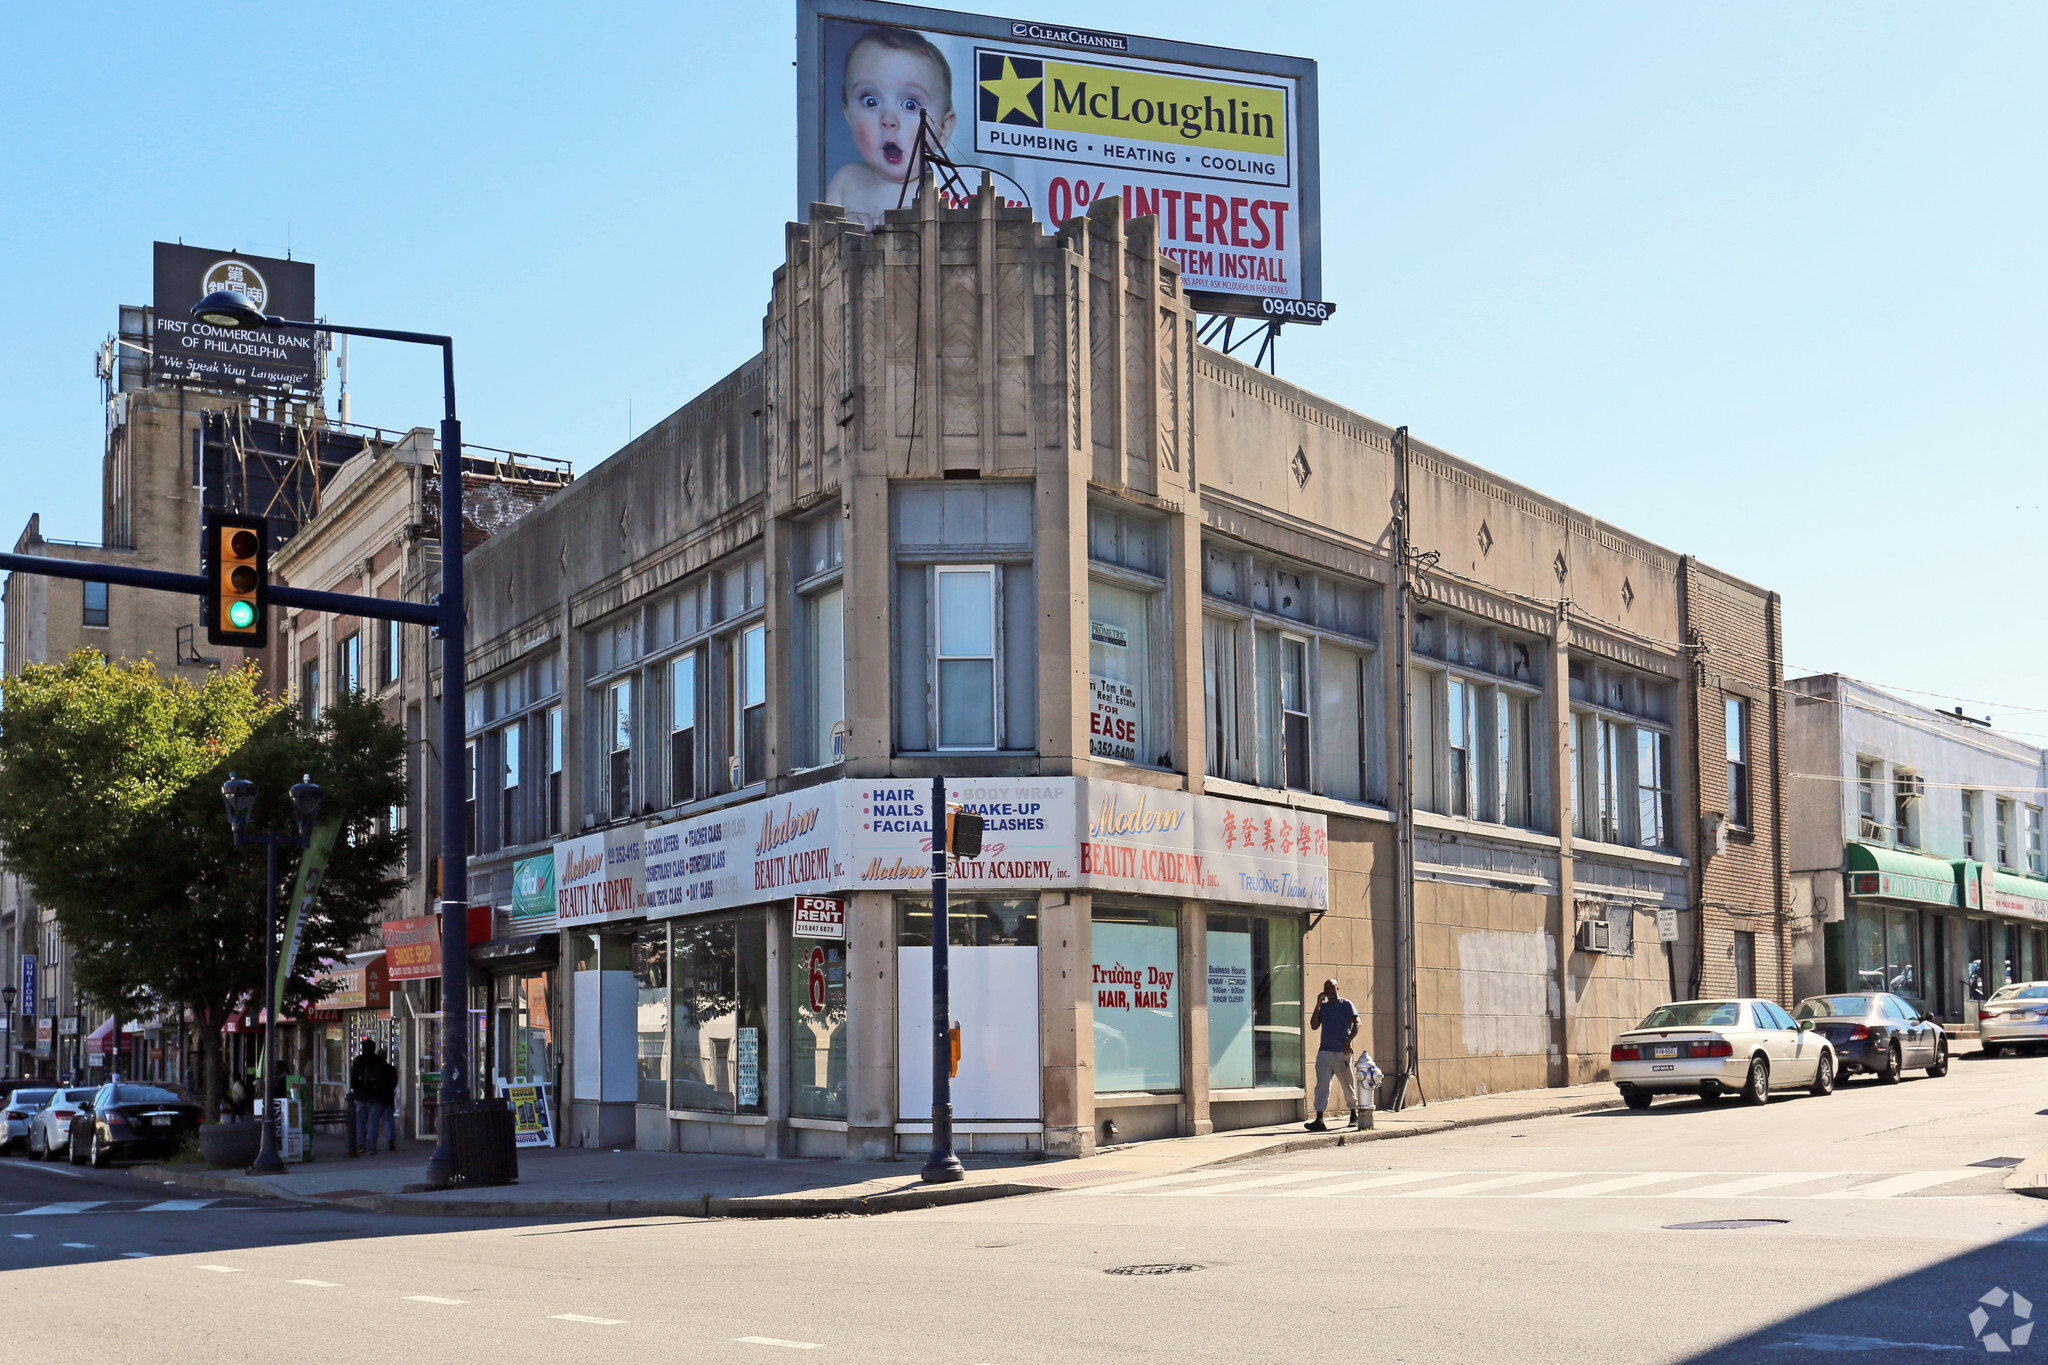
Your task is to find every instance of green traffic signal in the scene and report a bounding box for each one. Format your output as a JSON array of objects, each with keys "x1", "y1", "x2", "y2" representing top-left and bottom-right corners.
[{"x1": 227, "y1": 599, "x2": 256, "y2": 629}]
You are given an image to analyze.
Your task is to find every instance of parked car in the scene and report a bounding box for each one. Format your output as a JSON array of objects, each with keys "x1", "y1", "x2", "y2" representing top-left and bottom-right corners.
[
  {"x1": 1979, "y1": 982, "x2": 2048, "y2": 1056},
  {"x1": 67, "y1": 1083, "x2": 203, "y2": 1168},
  {"x1": 1792, "y1": 993, "x2": 1948, "y2": 1080},
  {"x1": 25, "y1": 1087, "x2": 97, "y2": 1160},
  {"x1": 1610, "y1": 998, "x2": 1837, "y2": 1108},
  {"x1": 2, "y1": 1088, "x2": 57, "y2": 1154}
]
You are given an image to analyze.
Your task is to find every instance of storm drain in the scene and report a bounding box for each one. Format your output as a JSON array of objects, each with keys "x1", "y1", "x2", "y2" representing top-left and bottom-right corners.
[
  {"x1": 1106, "y1": 1263, "x2": 1205, "y2": 1276},
  {"x1": 1665, "y1": 1219, "x2": 1788, "y2": 1231}
]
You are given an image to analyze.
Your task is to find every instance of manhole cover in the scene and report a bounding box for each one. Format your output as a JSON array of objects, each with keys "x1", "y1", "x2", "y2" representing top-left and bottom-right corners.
[
  {"x1": 1665, "y1": 1219, "x2": 1788, "y2": 1231},
  {"x1": 1106, "y1": 1263, "x2": 1204, "y2": 1276}
]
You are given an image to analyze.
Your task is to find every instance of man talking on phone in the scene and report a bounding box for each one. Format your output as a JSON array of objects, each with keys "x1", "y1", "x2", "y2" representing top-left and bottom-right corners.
[{"x1": 1305, "y1": 977, "x2": 1360, "y2": 1132}]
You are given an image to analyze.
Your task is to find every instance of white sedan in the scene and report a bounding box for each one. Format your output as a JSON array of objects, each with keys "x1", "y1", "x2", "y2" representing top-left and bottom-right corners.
[
  {"x1": 25, "y1": 1088, "x2": 97, "y2": 1161},
  {"x1": 1979, "y1": 982, "x2": 2048, "y2": 1055},
  {"x1": 1611, "y1": 999, "x2": 1837, "y2": 1108},
  {"x1": 2, "y1": 1088, "x2": 57, "y2": 1154}
]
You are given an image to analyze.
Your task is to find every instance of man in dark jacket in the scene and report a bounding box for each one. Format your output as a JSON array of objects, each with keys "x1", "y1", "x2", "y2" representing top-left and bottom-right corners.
[{"x1": 349, "y1": 1040, "x2": 398, "y2": 1155}]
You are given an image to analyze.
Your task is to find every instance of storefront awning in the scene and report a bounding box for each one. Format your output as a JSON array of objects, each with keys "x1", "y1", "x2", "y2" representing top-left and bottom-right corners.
[
  {"x1": 1992, "y1": 871, "x2": 2048, "y2": 925},
  {"x1": 1845, "y1": 843, "x2": 1962, "y2": 907}
]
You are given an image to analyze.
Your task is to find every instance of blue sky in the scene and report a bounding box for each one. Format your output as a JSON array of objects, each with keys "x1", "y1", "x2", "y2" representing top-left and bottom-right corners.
[{"x1": 2, "y1": 3, "x2": 2042, "y2": 730}]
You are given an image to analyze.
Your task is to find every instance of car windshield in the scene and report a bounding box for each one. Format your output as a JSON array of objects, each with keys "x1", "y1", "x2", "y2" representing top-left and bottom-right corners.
[
  {"x1": 1989, "y1": 984, "x2": 2048, "y2": 1002},
  {"x1": 1637, "y1": 1002, "x2": 1740, "y2": 1029},
  {"x1": 7, "y1": 1089, "x2": 56, "y2": 1109},
  {"x1": 1795, "y1": 995, "x2": 1875, "y2": 1020},
  {"x1": 107, "y1": 1086, "x2": 187, "y2": 1105}
]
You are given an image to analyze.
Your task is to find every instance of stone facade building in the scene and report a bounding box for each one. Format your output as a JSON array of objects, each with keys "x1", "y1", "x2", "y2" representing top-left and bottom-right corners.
[{"x1": 446, "y1": 185, "x2": 1788, "y2": 1161}]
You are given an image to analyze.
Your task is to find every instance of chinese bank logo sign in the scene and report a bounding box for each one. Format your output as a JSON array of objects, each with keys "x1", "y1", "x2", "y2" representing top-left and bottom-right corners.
[
  {"x1": 1972, "y1": 1286, "x2": 2033, "y2": 1352},
  {"x1": 202, "y1": 258, "x2": 269, "y2": 312}
]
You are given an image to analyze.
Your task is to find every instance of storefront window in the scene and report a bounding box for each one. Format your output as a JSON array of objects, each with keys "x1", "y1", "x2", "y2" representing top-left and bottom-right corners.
[
  {"x1": 1093, "y1": 901, "x2": 1181, "y2": 1093},
  {"x1": 1886, "y1": 910, "x2": 1920, "y2": 1001},
  {"x1": 634, "y1": 926, "x2": 668, "y2": 1106},
  {"x1": 789, "y1": 935, "x2": 847, "y2": 1120},
  {"x1": 671, "y1": 917, "x2": 767, "y2": 1114},
  {"x1": 1849, "y1": 906, "x2": 1923, "y2": 1005},
  {"x1": 1207, "y1": 913, "x2": 1304, "y2": 1090},
  {"x1": 897, "y1": 898, "x2": 1039, "y2": 947}
]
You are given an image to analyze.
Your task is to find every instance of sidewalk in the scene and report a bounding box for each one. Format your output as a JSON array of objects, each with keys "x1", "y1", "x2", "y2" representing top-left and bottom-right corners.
[{"x1": 131, "y1": 1079, "x2": 1622, "y2": 1219}]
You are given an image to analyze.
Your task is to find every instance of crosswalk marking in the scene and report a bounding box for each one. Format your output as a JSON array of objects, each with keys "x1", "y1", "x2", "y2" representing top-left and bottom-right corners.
[
  {"x1": 290, "y1": 1279, "x2": 342, "y2": 1287},
  {"x1": 140, "y1": 1200, "x2": 216, "y2": 1213},
  {"x1": 1816, "y1": 1170, "x2": 1981, "y2": 1199},
  {"x1": 1279, "y1": 1171, "x2": 1468, "y2": 1196},
  {"x1": 1661, "y1": 1172, "x2": 1844, "y2": 1198},
  {"x1": 19, "y1": 1202, "x2": 104, "y2": 1217},
  {"x1": 1398, "y1": 1172, "x2": 1584, "y2": 1198},
  {"x1": 404, "y1": 1296, "x2": 468, "y2": 1306},
  {"x1": 551, "y1": 1314, "x2": 627, "y2": 1325},
  {"x1": 1178, "y1": 1172, "x2": 1337, "y2": 1196},
  {"x1": 1528, "y1": 1172, "x2": 1705, "y2": 1198},
  {"x1": 1071, "y1": 1172, "x2": 1241, "y2": 1196}
]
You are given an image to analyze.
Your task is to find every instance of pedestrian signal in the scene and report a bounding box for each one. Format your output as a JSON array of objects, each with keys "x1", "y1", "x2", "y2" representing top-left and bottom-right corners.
[
  {"x1": 945, "y1": 806, "x2": 984, "y2": 860},
  {"x1": 202, "y1": 512, "x2": 269, "y2": 647}
]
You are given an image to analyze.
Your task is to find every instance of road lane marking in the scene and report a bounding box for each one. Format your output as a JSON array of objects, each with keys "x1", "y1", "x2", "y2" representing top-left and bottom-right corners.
[
  {"x1": 18, "y1": 1202, "x2": 104, "y2": 1216},
  {"x1": 1281, "y1": 1171, "x2": 1472, "y2": 1196},
  {"x1": 11, "y1": 1233, "x2": 33, "y2": 1239},
  {"x1": 61, "y1": 1242, "x2": 94, "y2": 1248},
  {"x1": 290, "y1": 1279, "x2": 342, "y2": 1287},
  {"x1": 1528, "y1": 1172, "x2": 1706, "y2": 1198},
  {"x1": 551, "y1": 1314, "x2": 626, "y2": 1325},
  {"x1": 1817, "y1": 1170, "x2": 1982, "y2": 1199},
  {"x1": 404, "y1": 1296, "x2": 469, "y2": 1305},
  {"x1": 122, "y1": 1252, "x2": 152, "y2": 1258},
  {"x1": 141, "y1": 1200, "x2": 217, "y2": 1212},
  {"x1": 1661, "y1": 1172, "x2": 1845, "y2": 1198},
  {"x1": 1395, "y1": 1172, "x2": 1584, "y2": 1198},
  {"x1": 734, "y1": 1337, "x2": 824, "y2": 1349},
  {"x1": 1174, "y1": 1172, "x2": 1340, "y2": 1195},
  {"x1": 197, "y1": 1265, "x2": 242, "y2": 1273}
]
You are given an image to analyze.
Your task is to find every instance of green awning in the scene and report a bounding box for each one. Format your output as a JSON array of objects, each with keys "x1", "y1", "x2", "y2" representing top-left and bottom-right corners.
[
  {"x1": 1992, "y1": 871, "x2": 2048, "y2": 925},
  {"x1": 1844, "y1": 843, "x2": 1962, "y2": 908}
]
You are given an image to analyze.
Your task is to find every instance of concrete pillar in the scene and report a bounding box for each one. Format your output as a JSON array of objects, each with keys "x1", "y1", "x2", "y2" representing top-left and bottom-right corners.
[
  {"x1": 1041, "y1": 891, "x2": 1093, "y2": 1156},
  {"x1": 845, "y1": 889, "x2": 896, "y2": 1161},
  {"x1": 764, "y1": 908, "x2": 789, "y2": 1158},
  {"x1": 1182, "y1": 899, "x2": 1210, "y2": 1135}
]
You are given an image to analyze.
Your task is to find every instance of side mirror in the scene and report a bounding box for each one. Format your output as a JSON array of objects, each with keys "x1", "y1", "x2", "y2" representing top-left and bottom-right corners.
[{"x1": 1796, "y1": 1019, "x2": 1814, "y2": 1032}]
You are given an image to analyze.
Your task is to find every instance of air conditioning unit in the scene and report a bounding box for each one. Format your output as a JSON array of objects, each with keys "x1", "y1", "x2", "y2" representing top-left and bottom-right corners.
[
  {"x1": 1576, "y1": 919, "x2": 1612, "y2": 954},
  {"x1": 1857, "y1": 817, "x2": 1889, "y2": 841},
  {"x1": 1901, "y1": 774, "x2": 1927, "y2": 798}
]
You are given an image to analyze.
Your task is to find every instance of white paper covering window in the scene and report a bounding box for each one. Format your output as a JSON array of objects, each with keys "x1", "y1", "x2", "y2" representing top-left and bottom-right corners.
[{"x1": 1089, "y1": 579, "x2": 1150, "y2": 764}]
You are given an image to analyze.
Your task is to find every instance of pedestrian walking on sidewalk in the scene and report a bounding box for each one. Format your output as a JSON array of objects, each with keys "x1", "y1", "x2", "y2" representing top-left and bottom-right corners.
[
  {"x1": 1305, "y1": 978, "x2": 1360, "y2": 1132},
  {"x1": 350, "y1": 1040, "x2": 398, "y2": 1155}
]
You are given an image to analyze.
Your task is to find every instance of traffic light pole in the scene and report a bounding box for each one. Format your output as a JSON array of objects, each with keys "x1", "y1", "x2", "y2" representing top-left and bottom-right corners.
[{"x1": 921, "y1": 774, "x2": 964, "y2": 1184}]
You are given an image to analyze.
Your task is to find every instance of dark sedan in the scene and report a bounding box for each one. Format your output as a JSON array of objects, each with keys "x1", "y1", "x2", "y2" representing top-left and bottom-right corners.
[
  {"x1": 67, "y1": 1083, "x2": 202, "y2": 1167},
  {"x1": 1793, "y1": 992, "x2": 1949, "y2": 1082}
]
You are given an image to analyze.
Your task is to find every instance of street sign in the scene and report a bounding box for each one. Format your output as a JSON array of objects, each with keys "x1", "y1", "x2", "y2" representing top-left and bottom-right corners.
[
  {"x1": 795, "y1": 896, "x2": 846, "y2": 939},
  {"x1": 1657, "y1": 908, "x2": 1679, "y2": 944}
]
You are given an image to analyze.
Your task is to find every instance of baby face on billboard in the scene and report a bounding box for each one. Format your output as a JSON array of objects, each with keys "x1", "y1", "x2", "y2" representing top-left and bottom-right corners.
[{"x1": 828, "y1": 28, "x2": 957, "y2": 228}]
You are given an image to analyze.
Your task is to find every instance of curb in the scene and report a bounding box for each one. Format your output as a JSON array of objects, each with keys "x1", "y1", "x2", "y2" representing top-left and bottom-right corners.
[
  {"x1": 2005, "y1": 1149, "x2": 2048, "y2": 1201},
  {"x1": 130, "y1": 1092, "x2": 1623, "y2": 1220}
]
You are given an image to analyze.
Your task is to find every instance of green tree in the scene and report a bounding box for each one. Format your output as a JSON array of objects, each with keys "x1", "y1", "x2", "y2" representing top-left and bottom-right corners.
[{"x1": 0, "y1": 651, "x2": 406, "y2": 1120}]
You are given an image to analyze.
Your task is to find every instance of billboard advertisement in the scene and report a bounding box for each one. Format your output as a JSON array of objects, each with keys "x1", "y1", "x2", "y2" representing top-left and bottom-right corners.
[
  {"x1": 151, "y1": 242, "x2": 318, "y2": 388},
  {"x1": 799, "y1": 1, "x2": 1321, "y2": 314}
]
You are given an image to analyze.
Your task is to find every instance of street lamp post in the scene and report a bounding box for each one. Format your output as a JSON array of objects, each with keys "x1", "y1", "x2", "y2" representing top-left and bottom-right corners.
[
  {"x1": 192, "y1": 290, "x2": 472, "y2": 1189},
  {"x1": 221, "y1": 772, "x2": 323, "y2": 1175},
  {"x1": 3, "y1": 985, "x2": 15, "y2": 1078}
]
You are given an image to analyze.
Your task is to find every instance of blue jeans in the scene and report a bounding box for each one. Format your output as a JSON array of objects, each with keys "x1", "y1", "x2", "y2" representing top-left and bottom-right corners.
[{"x1": 355, "y1": 1101, "x2": 393, "y2": 1151}]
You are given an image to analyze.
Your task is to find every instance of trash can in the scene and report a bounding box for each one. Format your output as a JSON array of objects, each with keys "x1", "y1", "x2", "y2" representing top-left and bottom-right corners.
[{"x1": 445, "y1": 1097, "x2": 519, "y2": 1187}]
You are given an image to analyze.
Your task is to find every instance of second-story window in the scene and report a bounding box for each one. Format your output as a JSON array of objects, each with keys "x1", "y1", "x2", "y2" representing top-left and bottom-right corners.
[
  {"x1": 668, "y1": 652, "x2": 698, "y2": 807},
  {"x1": 1857, "y1": 761, "x2": 1882, "y2": 840},
  {"x1": 546, "y1": 704, "x2": 563, "y2": 837},
  {"x1": 464, "y1": 740, "x2": 477, "y2": 856},
  {"x1": 1893, "y1": 770, "x2": 1920, "y2": 848},
  {"x1": 1636, "y1": 729, "x2": 1673, "y2": 851},
  {"x1": 499, "y1": 722, "x2": 522, "y2": 849},
  {"x1": 380, "y1": 617, "x2": 401, "y2": 689},
  {"x1": 301, "y1": 658, "x2": 320, "y2": 723},
  {"x1": 795, "y1": 512, "x2": 846, "y2": 769},
  {"x1": 1567, "y1": 658, "x2": 1674, "y2": 849},
  {"x1": 1725, "y1": 695, "x2": 1751, "y2": 829},
  {"x1": 1962, "y1": 790, "x2": 1980, "y2": 858},
  {"x1": 2029, "y1": 806, "x2": 2044, "y2": 876},
  {"x1": 608, "y1": 677, "x2": 634, "y2": 819},
  {"x1": 736, "y1": 623, "x2": 766, "y2": 786},
  {"x1": 934, "y1": 566, "x2": 996, "y2": 750},
  {"x1": 338, "y1": 633, "x2": 362, "y2": 698},
  {"x1": 82, "y1": 581, "x2": 109, "y2": 628},
  {"x1": 1997, "y1": 799, "x2": 2013, "y2": 867}
]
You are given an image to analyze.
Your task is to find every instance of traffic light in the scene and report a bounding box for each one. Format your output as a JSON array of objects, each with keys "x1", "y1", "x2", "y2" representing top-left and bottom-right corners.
[
  {"x1": 944, "y1": 805, "x2": 984, "y2": 860},
  {"x1": 202, "y1": 512, "x2": 269, "y2": 647}
]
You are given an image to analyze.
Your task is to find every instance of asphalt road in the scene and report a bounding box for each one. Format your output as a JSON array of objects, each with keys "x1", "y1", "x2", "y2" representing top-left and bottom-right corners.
[{"x1": 4, "y1": 1047, "x2": 2046, "y2": 1364}]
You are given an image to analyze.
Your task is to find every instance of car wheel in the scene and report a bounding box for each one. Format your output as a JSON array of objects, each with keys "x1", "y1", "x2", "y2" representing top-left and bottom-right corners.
[
  {"x1": 1809, "y1": 1050, "x2": 1836, "y2": 1097},
  {"x1": 1928, "y1": 1040, "x2": 1950, "y2": 1078},
  {"x1": 1878, "y1": 1043, "x2": 1903, "y2": 1084},
  {"x1": 1622, "y1": 1088, "x2": 1652, "y2": 1110},
  {"x1": 89, "y1": 1132, "x2": 108, "y2": 1169},
  {"x1": 67, "y1": 1136, "x2": 85, "y2": 1166},
  {"x1": 26, "y1": 1130, "x2": 43, "y2": 1161},
  {"x1": 1983, "y1": 1042, "x2": 2003, "y2": 1058},
  {"x1": 1742, "y1": 1056, "x2": 1771, "y2": 1105}
]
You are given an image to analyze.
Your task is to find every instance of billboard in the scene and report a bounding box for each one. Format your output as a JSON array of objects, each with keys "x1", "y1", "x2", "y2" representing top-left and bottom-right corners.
[
  {"x1": 798, "y1": 1, "x2": 1322, "y2": 315},
  {"x1": 151, "y1": 242, "x2": 318, "y2": 388}
]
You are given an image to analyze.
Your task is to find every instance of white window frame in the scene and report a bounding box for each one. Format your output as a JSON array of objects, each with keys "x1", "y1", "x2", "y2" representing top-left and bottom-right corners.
[
  {"x1": 2028, "y1": 806, "x2": 2044, "y2": 877},
  {"x1": 932, "y1": 564, "x2": 1000, "y2": 753},
  {"x1": 1961, "y1": 789, "x2": 1979, "y2": 859}
]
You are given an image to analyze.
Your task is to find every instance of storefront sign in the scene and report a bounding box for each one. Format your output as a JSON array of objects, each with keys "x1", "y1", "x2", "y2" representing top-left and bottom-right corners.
[
  {"x1": 736, "y1": 1028, "x2": 761, "y2": 1107},
  {"x1": 794, "y1": 896, "x2": 846, "y2": 939},
  {"x1": 35, "y1": 1019, "x2": 52, "y2": 1055},
  {"x1": 847, "y1": 778, "x2": 1076, "y2": 890},
  {"x1": 19, "y1": 954, "x2": 34, "y2": 1019},
  {"x1": 555, "y1": 824, "x2": 646, "y2": 926},
  {"x1": 1993, "y1": 873, "x2": 2048, "y2": 925},
  {"x1": 381, "y1": 910, "x2": 491, "y2": 981},
  {"x1": 510, "y1": 854, "x2": 556, "y2": 929},
  {"x1": 1092, "y1": 919, "x2": 1180, "y2": 1090},
  {"x1": 507, "y1": 1083, "x2": 555, "y2": 1147},
  {"x1": 1079, "y1": 781, "x2": 1328, "y2": 909},
  {"x1": 314, "y1": 954, "x2": 390, "y2": 1010}
]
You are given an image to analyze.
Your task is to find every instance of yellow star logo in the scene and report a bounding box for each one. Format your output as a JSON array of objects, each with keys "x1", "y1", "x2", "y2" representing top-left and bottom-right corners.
[{"x1": 980, "y1": 57, "x2": 1041, "y2": 125}]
